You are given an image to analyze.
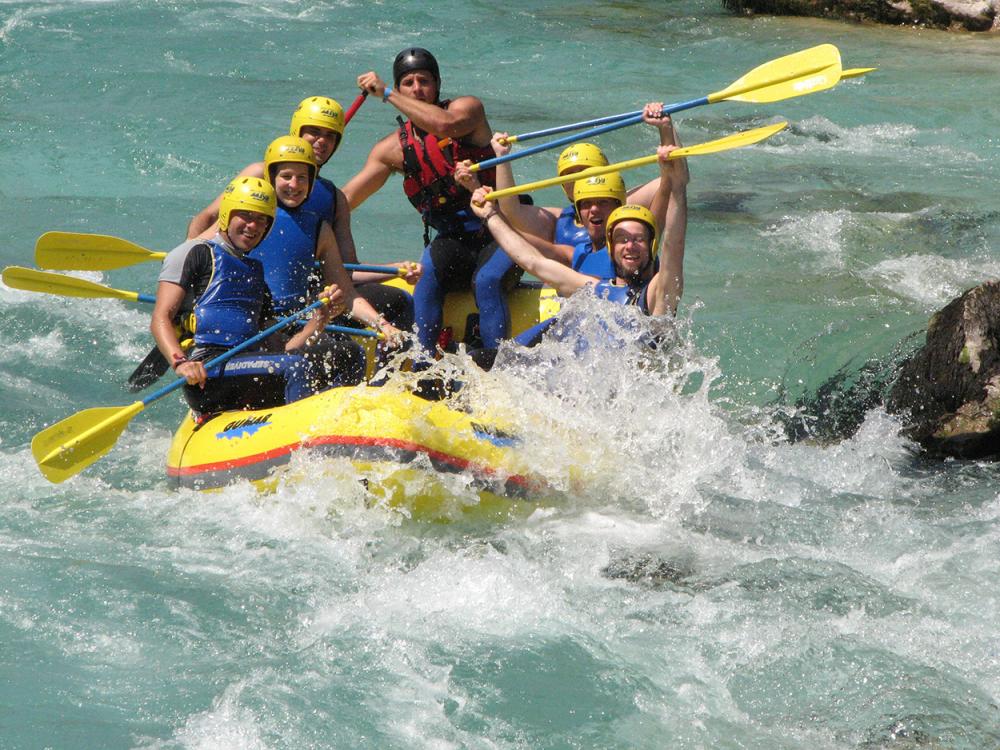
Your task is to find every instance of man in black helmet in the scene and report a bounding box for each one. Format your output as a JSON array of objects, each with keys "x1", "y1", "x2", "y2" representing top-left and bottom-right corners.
[{"x1": 344, "y1": 47, "x2": 522, "y2": 362}]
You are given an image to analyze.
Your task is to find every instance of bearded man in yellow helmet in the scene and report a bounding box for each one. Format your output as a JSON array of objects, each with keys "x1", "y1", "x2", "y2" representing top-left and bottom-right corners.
[
  {"x1": 480, "y1": 103, "x2": 687, "y2": 281},
  {"x1": 462, "y1": 139, "x2": 687, "y2": 319},
  {"x1": 186, "y1": 96, "x2": 420, "y2": 333},
  {"x1": 153, "y1": 177, "x2": 342, "y2": 417}
]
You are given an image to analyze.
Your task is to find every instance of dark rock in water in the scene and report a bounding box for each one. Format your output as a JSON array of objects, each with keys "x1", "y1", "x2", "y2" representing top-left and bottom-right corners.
[
  {"x1": 602, "y1": 552, "x2": 696, "y2": 589},
  {"x1": 722, "y1": 0, "x2": 1000, "y2": 32},
  {"x1": 782, "y1": 358, "x2": 903, "y2": 445},
  {"x1": 887, "y1": 281, "x2": 1000, "y2": 458}
]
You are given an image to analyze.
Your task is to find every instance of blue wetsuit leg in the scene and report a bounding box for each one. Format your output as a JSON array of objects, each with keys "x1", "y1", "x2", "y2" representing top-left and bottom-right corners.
[
  {"x1": 413, "y1": 242, "x2": 444, "y2": 356},
  {"x1": 474, "y1": 241, "x2": 524, "y2": 349}
]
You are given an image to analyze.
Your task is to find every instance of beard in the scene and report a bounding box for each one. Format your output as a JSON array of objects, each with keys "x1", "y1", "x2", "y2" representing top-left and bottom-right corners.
[{"x1": 615, "y1": 261, "x2": 650, "y2": 287}]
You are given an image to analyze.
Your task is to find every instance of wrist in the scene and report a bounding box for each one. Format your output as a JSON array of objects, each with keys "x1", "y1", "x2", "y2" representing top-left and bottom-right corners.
[
  {"x1": 171, "y1": 352, "x2": 189, "y2": 371},
  {"x1": 382, "y1": 86, "x2": 392, "y2": 103}
]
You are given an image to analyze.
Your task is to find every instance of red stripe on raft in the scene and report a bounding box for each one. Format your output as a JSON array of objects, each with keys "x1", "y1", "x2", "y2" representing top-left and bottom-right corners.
[{"x1": 166, "y1": 434, "x2": 538, "y2": 489}]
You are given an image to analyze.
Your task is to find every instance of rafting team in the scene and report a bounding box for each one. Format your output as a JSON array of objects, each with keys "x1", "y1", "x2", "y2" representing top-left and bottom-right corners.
[{"x1": 153, "y1": 47, "x2": 689, "y2": 417}]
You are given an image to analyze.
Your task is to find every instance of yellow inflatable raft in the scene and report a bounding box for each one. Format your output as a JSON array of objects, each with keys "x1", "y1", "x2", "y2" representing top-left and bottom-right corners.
[
  {"x1": 166, "y1": 385, "x2": 556, "y2": 518},
  {"x1": 166, "y1": 282, "x2": 563, "y2": 517}
]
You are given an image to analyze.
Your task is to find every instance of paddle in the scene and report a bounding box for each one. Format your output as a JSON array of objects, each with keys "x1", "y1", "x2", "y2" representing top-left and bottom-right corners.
[
  {"x1": 470, "y1": 44, "x2": 840, "y2": 172},
  {"x1": 126, "y1": 346, "x2": 173, "y2": 393},
  {"x1": 32, "y1": 297, "x2": 335, "y2": 483},
  {"x1": 3, "y1": 265, "x2": 382, "y2": 337},
  {"x1": 3, "y1": 265, "x2": 383, "y2": 392},
  {"x1": 481, "y1": 122, "x2": 787, "y2": 203},
  {"x1": 344, "y1": 91, "x2": 368, "y2": 124},
  {"x1": 35, "y1": 232, "x2": 406, "y2": 276},
  {"x1": 3, "y1": 265, "x2": 156, "y2": 303},
  {"x1": 501, "y1": 60, "x2": 869, "y2": 147}
]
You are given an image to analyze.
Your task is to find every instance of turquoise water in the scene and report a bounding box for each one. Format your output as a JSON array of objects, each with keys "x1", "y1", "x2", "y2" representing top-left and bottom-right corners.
[{"x1": 4, "y1": 1, "x2": 1000, "y2": 747}]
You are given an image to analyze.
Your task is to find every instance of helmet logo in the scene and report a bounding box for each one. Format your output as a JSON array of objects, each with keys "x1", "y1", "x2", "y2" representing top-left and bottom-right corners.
[{"x1": 250, "y1": 191, "x2": 269, "y2": 202}]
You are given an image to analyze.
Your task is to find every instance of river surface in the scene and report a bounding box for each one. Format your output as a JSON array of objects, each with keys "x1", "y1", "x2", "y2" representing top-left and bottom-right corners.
[{"x1": 2, "y1": 1, "x2": 1000, "y2": 748}]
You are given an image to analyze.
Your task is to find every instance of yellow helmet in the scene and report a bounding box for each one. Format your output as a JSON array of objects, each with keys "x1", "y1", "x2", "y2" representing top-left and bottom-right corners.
[
  {"x1": 557, "y1": 142, "x2": 608, "y2": 177},
  {"x1": 289, "y1": 96, "x2": 345, "y2": 153},
  {"x1": 218, "y1": 176, "x2": 277, "y2": 237},
  {"x1": 606, "y1": 204, "x2": 660, "y2": 258},
  {"x1": 572, "y1": 172, "x2": 626, "y2": 213},
  {"x1": 263, "y1": 135, "x2": 317, "y2": 198}
]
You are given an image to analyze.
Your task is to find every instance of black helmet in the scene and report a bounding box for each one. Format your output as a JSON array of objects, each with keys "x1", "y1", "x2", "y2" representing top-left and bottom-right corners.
[{"x1": 393, "y1": 47, "x2": 440, "y2": 88}]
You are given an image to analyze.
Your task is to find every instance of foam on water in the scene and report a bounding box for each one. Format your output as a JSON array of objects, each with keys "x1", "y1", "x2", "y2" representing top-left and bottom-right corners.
[
  {"x1": 5, "y1": 2, "x2": 1000, "y2": 747},
  {"x1": 867, "y1": 253, "x2": 1000, "y2": 309}
]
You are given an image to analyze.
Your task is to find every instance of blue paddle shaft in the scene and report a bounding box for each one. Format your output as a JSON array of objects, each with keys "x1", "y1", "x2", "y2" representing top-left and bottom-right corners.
[
  {"x1": 514, "y1": 109, "x2": 645, "y2": 143},
  {"x1": 345, "y1": 263, "x2": 400, "y2": 274},
  {"x1": 477, "y1": 96, "x2": 709, "y2": 172}
]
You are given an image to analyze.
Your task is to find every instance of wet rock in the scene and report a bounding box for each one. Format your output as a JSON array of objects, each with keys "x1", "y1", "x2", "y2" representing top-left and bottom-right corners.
[
  {"x1": 887, "y1": 281, "x2": 1000, "y2": 458},
  {"x1": 602, "y1": 551, "x2": 696, "y2": 589},
  {"x1": 721, "y1": 0, "x2": 1000, "y2": 32}
]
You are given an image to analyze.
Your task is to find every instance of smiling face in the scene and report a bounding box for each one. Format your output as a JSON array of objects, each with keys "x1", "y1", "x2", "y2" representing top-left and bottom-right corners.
[
  {"x1": 298, "y1": 125, "x2": 339, "y2": 166},
  {"x1": 226, "y1": 209, "x2": 271, "y2": 252},
  {"x1": 398, "y1": 70, "x2": 439, "y2": 103},
  {"x1": 272, "y1": 162, "x2": 312, "y2": 209},
  {"x1": 610, "y1": 219, "x2": 654, "y2": 281},
  {"x1": 577, "y1": 197, "x2": 621, "y2": 246}
]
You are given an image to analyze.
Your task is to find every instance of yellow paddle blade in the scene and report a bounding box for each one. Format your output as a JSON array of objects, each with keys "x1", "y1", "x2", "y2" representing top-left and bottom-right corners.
[
  {"x1": 32, "y1": 402, "x2": 145, "y2": 483},
  {"x1": 669, "y1": 121, "x2": 788, "y2": 159},
  {"x1": 35, "y1": 231, "x2": 166, "y2": 271},
  {"x1": 710, "y1": 44, "x2": 842, "y2": 105},
  {"x1": 842, "y1": 67, "x2": 876, "y2": 79},
  {"x1": 484, "y1": 122, "x2": 787, "y2": 202},
  {"x1": 2, "y1": 266, "x2": 141, "y2": 302}
]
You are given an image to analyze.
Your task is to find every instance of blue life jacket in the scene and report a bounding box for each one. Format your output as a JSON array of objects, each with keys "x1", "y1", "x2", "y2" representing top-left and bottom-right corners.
[
  {"x1": 554, "y1": 204, "x2": 590, "y2": 246},
  {"x1": 193, "y1": 242, "x2": 269, "y2": 348},
  {"x1": 250, "y1": 202, "x2": 322, "y2": 315},
  {"x1": 300, "y1": 175, "x2": 338, "y2": 226},
  {"x1": 593, "y1": 279, "x2": 651, "y2": 315},
  {"x1": 573, "y1": 245, "x2": 615, "y2": 281}
]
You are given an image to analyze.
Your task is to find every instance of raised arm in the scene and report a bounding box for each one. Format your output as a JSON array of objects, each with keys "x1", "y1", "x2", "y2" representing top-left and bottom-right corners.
[
  {"x1": 455, "y1": 165, "x2": 574, "y2": 265},
  {"x1": 486, "y1": 132, "x2": 559, "y2": 241},
  {"x1": 469, "y1": 187, "x2": 590, "y2": 298},
  {"x1": 625, "y1": 103, "x2": 687, "y2": 208},
  {"x1": 645, "y1": 144, "x2": 689, "y2": 316},
  {"x1": 358, "y1": 69, "x2": 490, "y2": 142}
]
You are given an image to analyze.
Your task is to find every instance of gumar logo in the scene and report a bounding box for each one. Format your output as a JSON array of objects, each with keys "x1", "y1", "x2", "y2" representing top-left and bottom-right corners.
[
  {"x1": 216, "y1": 414, "x2": 273, "y2": 440},
  {"x1": 319, "y1": 108, "x2": 339, "y2": 119},
  {"x1": 249, "y1": 191, "x2": 270, "y2": 202},
  {"x1": 284, "y1": 144, "x2": 307, "y2": 155}
]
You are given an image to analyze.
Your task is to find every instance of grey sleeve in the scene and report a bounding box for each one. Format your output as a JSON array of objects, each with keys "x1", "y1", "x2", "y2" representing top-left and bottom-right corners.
[{"x1": 158, "y1": 239, "x2": 205, "y2": 285}]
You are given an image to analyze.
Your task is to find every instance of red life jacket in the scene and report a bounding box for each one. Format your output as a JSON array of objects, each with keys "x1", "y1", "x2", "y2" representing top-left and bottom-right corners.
[{"x1": 397, "y1": 101, "x2": 496, "y2": 229}]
